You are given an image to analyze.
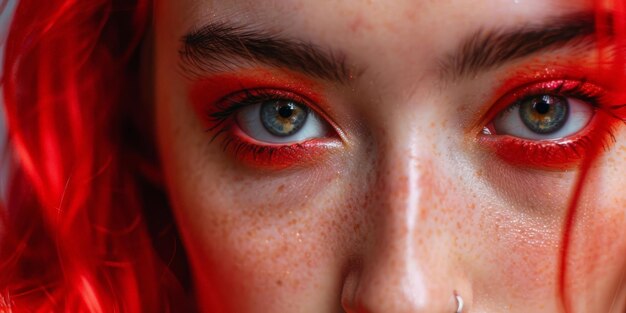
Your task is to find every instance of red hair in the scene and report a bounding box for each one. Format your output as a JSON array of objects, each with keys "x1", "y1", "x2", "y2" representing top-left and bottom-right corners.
[
  {"x1": 0, "y1": 0, "x2": 190, "y2": 311},
  {"x1": 0, "y1": 0, "x2": 626, "y2": 312}
]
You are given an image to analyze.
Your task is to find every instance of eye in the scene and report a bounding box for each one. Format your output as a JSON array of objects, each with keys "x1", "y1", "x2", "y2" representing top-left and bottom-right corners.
[
  {"x1": 236, "y1": 98, "x2": 330, "y2": 144},
  {"x1": 479, "y1": 79, "x2": 619, "y2": 169},
  {"x1": 191, "y1": 72, "x2": 342, "y2": 169},
  {"x1": 492, "y1": 94, "x2": 594, "y2": 140}
]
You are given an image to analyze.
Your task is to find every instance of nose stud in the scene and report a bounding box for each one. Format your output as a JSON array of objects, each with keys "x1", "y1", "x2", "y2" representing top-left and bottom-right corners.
[{"x1": 454, "y1": 291, "x2": 464, "y2": 313}]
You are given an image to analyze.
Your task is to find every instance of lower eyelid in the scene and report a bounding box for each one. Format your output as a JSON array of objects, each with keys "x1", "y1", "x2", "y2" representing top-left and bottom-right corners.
[
  {"x1": 220, "y1": 132, "x2": 342, "y2": 170},
  {"x1": 481, "y1": 79, "x2": 603, "y2": 127},
  {"x1": 479, "y1": 135, "x2": 584, "y2": 169},
  {"x1": 479, "y1": 110, "x2": 618, "y2": 169}
]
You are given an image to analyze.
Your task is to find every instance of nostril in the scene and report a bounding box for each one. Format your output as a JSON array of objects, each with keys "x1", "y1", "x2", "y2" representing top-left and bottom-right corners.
[
  {"x1": 340, "y1": 255, "x2": 472, "y2": 313},
  {"x1": 340, "y1": 269, "x2": 361, "y2": 313}
]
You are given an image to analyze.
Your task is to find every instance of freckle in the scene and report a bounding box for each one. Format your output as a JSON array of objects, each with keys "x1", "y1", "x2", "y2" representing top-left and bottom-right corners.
[
  {"x1": 405, "y1": 10, "x2": 416, "y2": 21},
  {"x1": 348, "y1": 14, "x2": 363, "y2": 33},
  {"x1": 277, "y1": 184, "x2": 285, "y2": 192},
  {"x1": 419, "y1": 208, "x2": 429, "y2": 221},
  {"x1": 276, "y1": 280, "x2": 283, "y2": 286}
]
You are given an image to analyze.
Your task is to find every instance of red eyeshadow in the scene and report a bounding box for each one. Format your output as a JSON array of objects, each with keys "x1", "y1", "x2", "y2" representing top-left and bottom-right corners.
[
  {"x1": 224, "y1": 133, "x2": 340, "y2": 170},
  {"x1": 189, "y1": 68, "x2": 328, "y2": 129},
  {"x1": 187, "y1": 68, "x2": 340, "y2": 169},
  {"x1": 479, "y1": 110, "x2": 618, "y2": 170}
]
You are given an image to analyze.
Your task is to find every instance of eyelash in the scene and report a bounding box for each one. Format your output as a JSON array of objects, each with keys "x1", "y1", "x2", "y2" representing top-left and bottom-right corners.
[
  {"x1": 480, "y1": 79, "x2": 620, "y2": 169},
  {"x1": 204, "y1": 88, "x2": 336, "y2": 169},
  {"x1": 199, "y1": 73, "x2": 621, "y2": 170},
  {"x1": 208, "y1": 88, "x2": 310, "y2": 127},
  {"x1": 493, "y1": 80, "x2": 602, "y2": 116}
]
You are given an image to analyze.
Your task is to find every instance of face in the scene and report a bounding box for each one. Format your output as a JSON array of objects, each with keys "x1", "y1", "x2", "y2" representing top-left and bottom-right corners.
[{"x1": 153, "y1": 0, "x2": 626, "y2": 312}]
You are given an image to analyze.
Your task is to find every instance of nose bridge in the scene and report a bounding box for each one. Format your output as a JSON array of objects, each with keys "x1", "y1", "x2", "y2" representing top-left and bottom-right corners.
[
  {"x1": 375, "y1": 129, "x2": 435, "y2": 251},
  {"x1": 344, "y1": 132, "x2": 461, "y2": 313},
  {"x1": 378, "y1": 139, "x2": 431, "y2": 281},
  {"x1": 367, "y1": 101, "x2": 441, "y2": 236}
]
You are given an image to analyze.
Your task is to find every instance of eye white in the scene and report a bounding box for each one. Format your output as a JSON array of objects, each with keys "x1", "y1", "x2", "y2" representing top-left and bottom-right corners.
[
  {"x1": 235, "y1": 102, "x2": 329, "y2": 144},
  {"x1": 493, "y1": 97, "x2": 594, "y2": 140}
]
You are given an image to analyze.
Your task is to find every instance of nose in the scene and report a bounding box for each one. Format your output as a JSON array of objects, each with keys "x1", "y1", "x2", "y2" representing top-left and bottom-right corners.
[{"x1": 341, "y1": 138, "x2": 471, "y2": 313}]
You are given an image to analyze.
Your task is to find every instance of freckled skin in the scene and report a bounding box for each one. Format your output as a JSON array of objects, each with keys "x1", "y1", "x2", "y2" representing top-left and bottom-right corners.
[{"x1": 153, "y1": 0, "x2": 626, "y2": 312}]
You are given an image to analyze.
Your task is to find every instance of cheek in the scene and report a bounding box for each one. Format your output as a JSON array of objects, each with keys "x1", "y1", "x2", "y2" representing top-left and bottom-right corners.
[
  {"x1": 167, "y1": 160, "x2": 365, "y2": 311},
  {"x1": 565, "y1": 160, "x2": 626, "y2": 311},
  {"x1": 574, "y1": 202, "x2": 626, "y2": 285},
  {"x1": 465, "y1": 157, "x2": 574, "y2": 310},
  {"x1": 478, "y1": 208, "x2": 562, "y2": 305}
]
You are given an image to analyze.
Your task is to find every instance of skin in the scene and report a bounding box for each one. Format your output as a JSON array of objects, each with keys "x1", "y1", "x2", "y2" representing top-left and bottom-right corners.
[{"x1": 153, "y1": 0, "x2": 626, "y2": 312}]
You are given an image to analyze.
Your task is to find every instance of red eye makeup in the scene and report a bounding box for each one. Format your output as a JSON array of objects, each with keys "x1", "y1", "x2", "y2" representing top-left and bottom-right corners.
[
  {"x1": 478, "y1": 67, "x2": 624, "y2": 170},
  {"x1": 188, "y1": 68, "x2": 342, "y2": 170},
  {"x1": 190, "y1": 62, "x2": 625, "y2": 172}
]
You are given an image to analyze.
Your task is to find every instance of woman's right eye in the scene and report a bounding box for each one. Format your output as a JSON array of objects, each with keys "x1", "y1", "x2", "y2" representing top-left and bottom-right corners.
[
  {"x1": 235, "y1": 98, "x2": 331, "y2": 144},
  {"x1": 189, "y1": 70, "x2": 343, "y2": 169}
]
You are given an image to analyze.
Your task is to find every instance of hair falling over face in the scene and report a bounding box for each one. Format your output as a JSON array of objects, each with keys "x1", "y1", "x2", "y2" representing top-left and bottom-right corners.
[{"x1": 0, "y1": 0, "x2": 625, "y2": 312}]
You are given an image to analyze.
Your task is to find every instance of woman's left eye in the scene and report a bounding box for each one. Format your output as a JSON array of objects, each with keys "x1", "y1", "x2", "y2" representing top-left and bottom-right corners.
[
  {"x1": 478, "y1": 79, "x2": 620, "y2": 169},
  {"x1": 491, "y1": 94, "x2": 594, "y2": 140},
  {"x1": 235, "y1": 98, "x2": 330, "y2": 144}
]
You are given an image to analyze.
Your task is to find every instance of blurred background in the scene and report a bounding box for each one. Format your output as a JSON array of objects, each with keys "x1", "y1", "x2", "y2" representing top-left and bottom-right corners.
[{"x1": 0, "y1": 0, "x2": 18, "y2": 199}]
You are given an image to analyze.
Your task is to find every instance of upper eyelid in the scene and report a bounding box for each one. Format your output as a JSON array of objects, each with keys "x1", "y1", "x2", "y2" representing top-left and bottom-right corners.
[
  {"x1": 208, "y1": 87, "x2": 347, "y2": 140},
  {"x1": 221, "y1": 88, "x2": 311, "y2": 107},
  {"x1": 188, "y1": 68, "x2": 353, "y2": 145},
  {"x1": 476, "y1": 79, "x2": 606, "y2": 130},
  {"x1": 212, "y1": 88, "x2": 321, "y2": 119}
]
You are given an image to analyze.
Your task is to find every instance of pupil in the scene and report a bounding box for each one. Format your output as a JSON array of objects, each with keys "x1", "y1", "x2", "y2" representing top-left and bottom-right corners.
[
  {"x1": 278, "y1": 105, "x2": 293, "y2": 118},
  {"x1": 533, "y1": 98, "x2": 551, "y2": 115},
  {"x1": 518, "y1": 94, "x2": 569, "y2": 135},
  {"x1": 260, "y1": 100, "x2": 309, "y2": 137}
]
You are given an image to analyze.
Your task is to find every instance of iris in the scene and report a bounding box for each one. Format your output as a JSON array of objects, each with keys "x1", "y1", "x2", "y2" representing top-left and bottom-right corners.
[
  {"x1": 260, "y1": 100, "x2": 309, "y2": 136},
  {"x1": 519, "y1": 94, "x2": 569, "y2": 134}
]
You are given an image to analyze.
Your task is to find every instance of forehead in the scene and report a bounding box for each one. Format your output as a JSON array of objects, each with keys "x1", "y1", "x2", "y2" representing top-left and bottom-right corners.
[{"x1": 166, "y1": 0, "x2": 593, "y2": 37}]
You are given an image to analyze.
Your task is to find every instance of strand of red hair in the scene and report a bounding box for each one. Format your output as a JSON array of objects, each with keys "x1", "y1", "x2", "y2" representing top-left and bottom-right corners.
[
  {"x1": 0, "y1": 0, "x2": 189, "y2": 311},
  {"x1": 558, "y1": 1, "x2": 626, "y2": 312}
]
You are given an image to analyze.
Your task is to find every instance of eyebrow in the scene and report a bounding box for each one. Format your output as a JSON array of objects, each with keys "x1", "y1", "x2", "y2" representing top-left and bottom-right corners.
[
  {"x1": 440, "y1": 12, "x2": 600, "y2": 80},
  {"x1": 179, "y1": 22, "x2": 354, "y2": 82},
  {"x1": 181, "y1": 12, "x2": 603, "y2": 84}
]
